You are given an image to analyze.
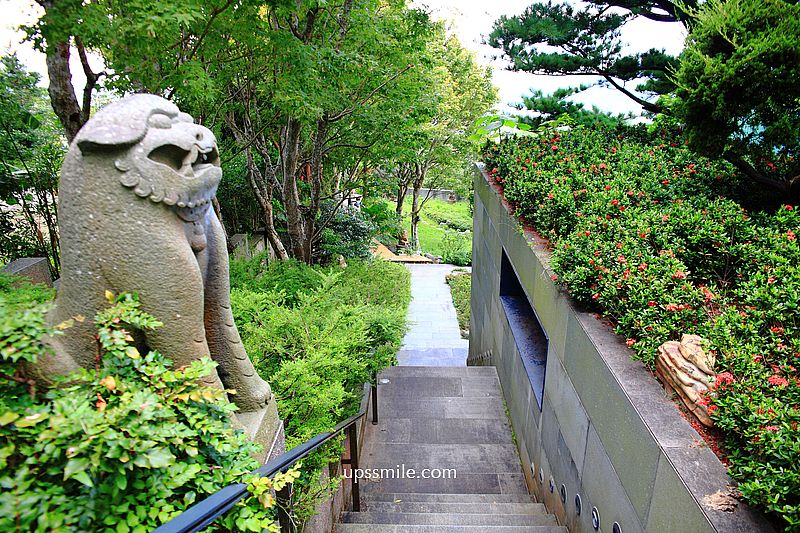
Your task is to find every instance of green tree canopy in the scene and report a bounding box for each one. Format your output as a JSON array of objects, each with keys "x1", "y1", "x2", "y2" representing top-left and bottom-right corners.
[
  {"x1": 488, "y1": 1, "x2": 692, "y2": 113},
  {"x1": 671, "y1": 0, "x2": 800, "y2": 200}
]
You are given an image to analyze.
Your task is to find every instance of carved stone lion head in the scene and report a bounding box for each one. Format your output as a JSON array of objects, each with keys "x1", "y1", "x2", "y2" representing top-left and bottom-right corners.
[{"x1": 74, "y1": 94, "x2": 221, "y2": 221}]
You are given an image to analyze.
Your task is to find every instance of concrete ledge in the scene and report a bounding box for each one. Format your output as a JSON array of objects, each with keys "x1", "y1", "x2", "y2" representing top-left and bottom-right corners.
[
  {"x1": 469, "y1": 164, "x2": 773, "y2": 533},
  {"x1": 1, "y1": 257, "x2": 53, "y2": 287}
]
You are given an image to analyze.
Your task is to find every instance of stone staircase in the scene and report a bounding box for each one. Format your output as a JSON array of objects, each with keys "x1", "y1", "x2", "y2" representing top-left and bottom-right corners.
[{"x1": 335, "y1": 366, "x2": 566, "y2": 533}]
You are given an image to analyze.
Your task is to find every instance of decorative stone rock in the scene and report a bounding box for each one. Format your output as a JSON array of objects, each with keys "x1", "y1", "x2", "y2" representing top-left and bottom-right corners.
[
  {"x1": 656, "y1": 334, "x2": 716, "y2": 426},
  {"x1": 38, "y1": 94, "x2": 276, "y2": 425}
]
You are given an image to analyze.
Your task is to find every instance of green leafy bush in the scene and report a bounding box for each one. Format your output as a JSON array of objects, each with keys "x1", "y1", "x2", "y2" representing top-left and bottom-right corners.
[
  {"x1": 229, "y1": 257, "x2": 410, "y2": 526},
  {"x1": 445, "y1": 271, "x2": 471, "y2": 338},
  {"x1": 440, "y1": 230, "x2": 472, "y2": 266},
  {"x1": 0, "y1": 284, "x2": 288, "y2": 532},
  {"x1": 318, "y1": 202, "x2": 376, "y2": 261},
  {"x1": 484, "y1": 127, "x2": 800, "y2": 528},
  {"x1": 231, "y1": 258, "x2": 409, "y2": 445}
]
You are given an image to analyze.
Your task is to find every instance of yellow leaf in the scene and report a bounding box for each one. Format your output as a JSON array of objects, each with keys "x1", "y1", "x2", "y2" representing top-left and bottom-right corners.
[
  {"x1": 15, "y1": 412, "x2": 48, "y2": 427},
  {"x1": 73, "y1": 314, "x2": 85, "y2": 322},
  {"x1": 0, "y1": 412, "x2": 20, "y2": 426},
  {"x1": 100, "y1": 376, "x2": 117, "y2": 391},
  {"x1": 104, "y1": 290, "x2": 115, "y2": 303},
  {"x1": 125, "y1": 346, "x2": 140, "y2": 360}
]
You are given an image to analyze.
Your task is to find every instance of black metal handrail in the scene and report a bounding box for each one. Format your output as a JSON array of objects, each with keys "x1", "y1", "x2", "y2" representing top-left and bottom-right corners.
[{"x1": 153, "y1": 380, "x2": 378, "y2": 533}]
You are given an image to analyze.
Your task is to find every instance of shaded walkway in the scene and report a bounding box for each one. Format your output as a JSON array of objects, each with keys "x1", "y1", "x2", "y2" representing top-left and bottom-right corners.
[{"x1": 397, "y1": 264, "x2": 469, "y2": 366}]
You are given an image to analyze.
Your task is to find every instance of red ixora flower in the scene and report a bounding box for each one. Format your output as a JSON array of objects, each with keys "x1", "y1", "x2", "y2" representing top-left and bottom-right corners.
[
  {"x1": 787, "y1": 230, "x2": 796, "y2": 241},
  {"x1": 771, "y1": 326, "x2": 785, "y2": 335},
  {"x1": 707, "y1": 404, "x2": 718, "y2": 415},
  {"x1": 714, "y1": 371, "x2": 735, "y2": 388},
  {"x1": 611, "y1": 199, "x2": 620, "y2": 206},
  {"x1": 665, "y1": 303, "x2": 679, "y2": 312},
  {"x1": 768, "y1": 374, "x2": 790, "y2": 387},
  {"x1": 625, "y1": 338, "x2": 636, "y2": 347},
  {"x1": 763, "y1": 425, "x2": 780, "y2": 433},
  {"x1": 672, "y1": 271, "x2": 687, "y2": 279}
]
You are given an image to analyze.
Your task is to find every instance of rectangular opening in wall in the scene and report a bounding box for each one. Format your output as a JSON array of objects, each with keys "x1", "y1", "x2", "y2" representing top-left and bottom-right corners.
[{"x1": 500, "y1": 250, "x2": 548, "y2": 409}]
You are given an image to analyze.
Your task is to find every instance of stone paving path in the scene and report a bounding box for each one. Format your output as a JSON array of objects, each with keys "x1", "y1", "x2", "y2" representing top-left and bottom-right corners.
[{"x1": 397, "y1": 264, "x2": 470, "y2": 367}]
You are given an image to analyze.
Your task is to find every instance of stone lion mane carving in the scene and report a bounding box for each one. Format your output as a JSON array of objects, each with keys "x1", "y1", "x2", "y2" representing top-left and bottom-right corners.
[{"x1": 41, "y1": 94, "x2": 271, "y2": 413}]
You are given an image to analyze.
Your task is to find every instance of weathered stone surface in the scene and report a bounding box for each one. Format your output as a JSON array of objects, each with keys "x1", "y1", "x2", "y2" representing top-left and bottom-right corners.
[
  {"x1": 655, "y1": 335, "x2": 715, "y2": 426},
  {"x1": 38, "y1": 94, "x2": 275, "y2": 417},
  {"x1": 1, "y1": 257, "x2": 53, "y2": 287}
]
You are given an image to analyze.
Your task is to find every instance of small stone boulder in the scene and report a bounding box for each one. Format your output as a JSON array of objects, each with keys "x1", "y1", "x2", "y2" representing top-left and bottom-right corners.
[{"x1": 655, "y1": 334, "x2": 716, "y2": 427}]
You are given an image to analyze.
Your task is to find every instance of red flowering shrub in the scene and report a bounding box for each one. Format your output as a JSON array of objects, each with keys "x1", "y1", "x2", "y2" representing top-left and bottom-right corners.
[{"x1": 483, "y1": 126, "x2": 800, "y2": 528}]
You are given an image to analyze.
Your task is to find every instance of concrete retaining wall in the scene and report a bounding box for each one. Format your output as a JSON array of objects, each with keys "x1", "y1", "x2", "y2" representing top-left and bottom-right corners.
[{"x1": 469, "y1": 165, "x2": 773, "y2": 533}]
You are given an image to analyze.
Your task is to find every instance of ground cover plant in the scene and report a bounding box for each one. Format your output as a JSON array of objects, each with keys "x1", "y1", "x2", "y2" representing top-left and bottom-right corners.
[
  {"x1": 446, "y1": 270, "x2": 471, "y2": 339},
  {"x1": 483, "y1": 126, "x2": 800, "y2": 529},
  {"x1": 0, "y1": 277, "x2": 294, "y2": 532}
]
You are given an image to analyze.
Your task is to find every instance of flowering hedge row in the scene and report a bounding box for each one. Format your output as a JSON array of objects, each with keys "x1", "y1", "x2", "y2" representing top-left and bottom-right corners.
[{"x1": 483, "y1": 127, "x2": 800, "y2": 529}]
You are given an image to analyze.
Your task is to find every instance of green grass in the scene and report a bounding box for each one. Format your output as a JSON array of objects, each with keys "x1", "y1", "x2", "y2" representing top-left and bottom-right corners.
[
  {"x1": 445, "y1": 270, "x2": 471, "y2": 337},
  {"x1": 390, "y1": 197, "x2": 473, "y2": 259}
]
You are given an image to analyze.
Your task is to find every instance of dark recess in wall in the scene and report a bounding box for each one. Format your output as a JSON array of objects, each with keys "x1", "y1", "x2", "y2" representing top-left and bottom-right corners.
[{"x1": 499, "y1": 250, "x2": 548, "y2": 409}]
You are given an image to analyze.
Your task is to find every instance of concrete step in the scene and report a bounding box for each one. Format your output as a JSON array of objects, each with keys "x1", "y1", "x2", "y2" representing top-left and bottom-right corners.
[
  {"x1": 361, "y1": 443, "x2": 523, "y2": 475},
  {"x1": 336, "y1": 526, "x2": 567, "y2": 533},
  {"x1": 363, "y1": 501, "x2": 547, "y2": 515},
  {"x1": 359, "y1": 472, "x2": 528, "y2": 495},
  {"x1": 380, "y1": 366, "x2": 496, "y2": 378},
  {"x1": 341, "y1": 512, "x2": 558, "y2": 527},
  {"x1": 363, "y1": 492, "x2": 536, "y2": 504},
  {"x1": 377, "y1": 397, "x2": 508, "y2": 419},
  {"x1": 367, "y1": 418, "x2": 514, "y2": 445}
]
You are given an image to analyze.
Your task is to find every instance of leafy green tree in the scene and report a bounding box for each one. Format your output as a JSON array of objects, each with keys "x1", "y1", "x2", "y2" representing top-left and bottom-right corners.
[
  {"x1": 393, "y1": 31, "x2": 497, "y2": 249},
  {"x1": 0, "y1": 55, "x2": 65, "y2": 276},
  {"x1": 671, "y1": 0, "x2": 800, "y2": 201},
  {"x1": 488, "y1": 1, "x2": 692, "y2": 114},
  {"x1": 516, "y1": 85, "x2": 634, "y2": 129}
]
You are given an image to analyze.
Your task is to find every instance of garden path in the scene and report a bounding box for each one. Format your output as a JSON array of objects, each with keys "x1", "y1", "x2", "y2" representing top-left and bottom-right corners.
[{"x1": 397, "y1": 264, "x2": 470, "y2": 366}]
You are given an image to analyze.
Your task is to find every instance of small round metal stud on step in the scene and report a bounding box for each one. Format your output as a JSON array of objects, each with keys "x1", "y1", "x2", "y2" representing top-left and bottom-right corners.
[
  {"x1": 592, "y1": 507, "x2": 600, "y2": 530},
  {"x1": 560, "y1": 484, "x2": 567, "y2": 503},
  {"x1": 612, "y1": 522, "x2": 622, "y2": 533},
  {"x1": 549, "y1": 477, "x2": 555, "y2": 493},
  {"x1": 575, "y1": 494, "x2": 582, "y2": 515}
]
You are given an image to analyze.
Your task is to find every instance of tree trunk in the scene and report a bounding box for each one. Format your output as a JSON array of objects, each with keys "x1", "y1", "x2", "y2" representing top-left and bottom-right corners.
[
  {"x1": 410, "y1": 164, "x2": 426, "y2": 250},
  {"x1": 44, "y1": 40, "x2": 84, "y2": 143},
  {"x1": 410, "y1": 184, "x2": 421, "y2": 250},
  {"x1": 281, "y1": 118, "x2": 307, "y2": 262}
]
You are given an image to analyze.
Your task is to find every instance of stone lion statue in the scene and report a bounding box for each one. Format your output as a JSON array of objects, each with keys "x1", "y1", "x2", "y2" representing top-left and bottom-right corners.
[{"x1": 42, "y1": 94, "x2": 271, "y2": 413}]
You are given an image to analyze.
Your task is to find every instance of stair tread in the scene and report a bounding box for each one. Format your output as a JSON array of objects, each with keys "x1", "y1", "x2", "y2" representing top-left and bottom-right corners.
[
  {"x1": 336, "y1": 525, "x2": 567, "y2": 533},
  {"x1": 363, "y1": 502, "x2": 547, "y2": 515},
  {"x1": 362, "y1": 493, "x2": 536, "y2": 503},
  {"x1": 341, "y1": 511, "x2": 557, "y2": 526}
]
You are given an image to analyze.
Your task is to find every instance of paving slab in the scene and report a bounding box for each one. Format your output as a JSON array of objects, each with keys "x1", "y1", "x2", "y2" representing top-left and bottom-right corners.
[{"x1": 401, "y1": 264, "x2": 470, "y2": 365}]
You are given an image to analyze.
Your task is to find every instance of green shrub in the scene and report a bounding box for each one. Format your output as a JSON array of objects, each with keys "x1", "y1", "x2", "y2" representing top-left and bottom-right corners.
[
  {"x1": 230, "y1": 258, "x2": 410, "y2": 526},
  {"x1": 318, "y1": 202, "x2": 375, "y2": 260},
  {"x1": 230, "y1": 257, "x2": 321, "y2": 306},
  {"x1": 231, "y1": 260, "x2": 409, "y2": 445},
  {"x1": 0, "y1": 288, "x2": 288, "y2": 532},
  {"x1": 484, "y1": 127, "x2": 800, "y2": 528},
  {"x1": 440, "y1": 230, "x2": 472, "y2": 266},
  {"x1": 446, "y1": 271, "x2": 471, "y2": 337}
]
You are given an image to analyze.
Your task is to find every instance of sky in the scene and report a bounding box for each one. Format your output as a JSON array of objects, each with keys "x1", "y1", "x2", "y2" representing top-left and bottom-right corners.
[{"x1": 1, "y1": 0, "x2": 686, "y2": 118}]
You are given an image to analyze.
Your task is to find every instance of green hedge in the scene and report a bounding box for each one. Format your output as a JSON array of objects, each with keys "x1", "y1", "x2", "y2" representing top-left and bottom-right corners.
[{"x1": 484, "y1": 127, "x2": 800, "y2": 529}]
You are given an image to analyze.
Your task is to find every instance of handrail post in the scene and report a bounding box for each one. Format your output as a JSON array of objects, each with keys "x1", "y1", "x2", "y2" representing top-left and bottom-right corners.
[
  {"x1": 276, "y1": 484, "x2": 294, "y2": 533},
  {"x1": 348, "y1": 424, "x2": 361, "y2": 512},
  {"x1": 371, "y1": 380, "x2": 378, "y2": 425}
]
